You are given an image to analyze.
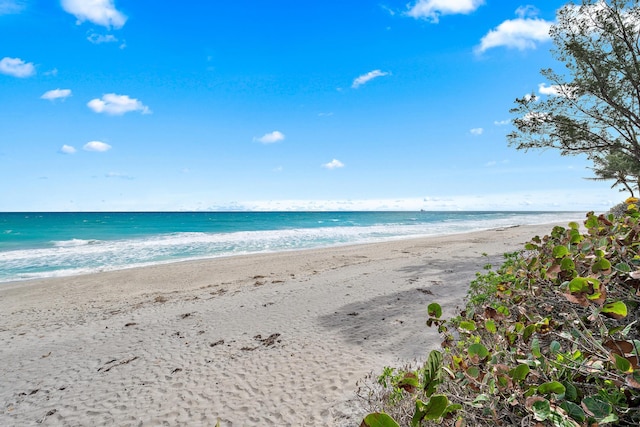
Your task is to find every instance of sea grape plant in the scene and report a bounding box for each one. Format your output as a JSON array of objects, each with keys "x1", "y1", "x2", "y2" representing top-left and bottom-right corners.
[{"x1": 361, "y1": 198, "x2": 640, "y2": 426}]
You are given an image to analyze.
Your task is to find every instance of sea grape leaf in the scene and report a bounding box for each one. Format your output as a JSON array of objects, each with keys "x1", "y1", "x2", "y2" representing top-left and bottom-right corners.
[
  {"x1": 614, "y1": 262, "x2": 631, "y2": 273},
  {"x1": 592, "y1": 258, "x2": 612, "y2": 273},
  {"x1": 427, "y1": 303, "x2": 442, "y2": 319},
  {"x1": 531, "y1": 399, "x2": 552, "y2": 421},
  {"x1": 485, "y1": 319, "x2": 497, "y2": 334},
  {"x1": 538, "y1": 381, "x2": 566, "y2": 396},
  {"x1": 568, "y1": 277, "x2": 600, "y2": 293},
  {"x1": 569, "y1": 229, "x2": 583, "y2": 243},
  {"x1": 411, "y1": 395, "x2": 448, "y2": 424},
  {"x1": 585, "y1": 215, "x2": 599, "y2": 229},
  {"x1": 561, "y1": 257, "x2": 575, "y2": 271},
  {"x1": 553, "y1": 245, "x2": 569, "y2": 258},
  {"x1": 466, "y1": 366, "x2": 480, "y2": 378},
  {"x1": 443, "y1": 403, "x2": 462, "y2": 417},
  {"x1": 581, "y1": 396, "x2": 612, "y2": 419},
  {"x1": 523, "y1": 324, "x2": 536, "y2": 342},
  {"x1": 563, "y1": 381, "x2": 578, "y2": 402},
  {"x1": 532, "y1": 337, "x2": 542, "y2": 358},
  {"x1": 560, "y1": 401, "x2": 586, "y2": 423},
  {"x1": 459, "y1": 320, "x2": 476, "y2": 331},
  {"x1": 613, "y1": 354, "x2": 633, "y2": 373},
  {"x1": 398, "y1": 373, "x2": 419, "y2": 392},
  {"x1": 510, "y1": 364, "x2": 530, "y2": 382},
  {"x1": 361, "y1": 413, "x2": 400, "y2": 427},
  {"x1": 468, "y1": 343, "x2": 489, "y2": 359},
  {"x1": 601, "y1": 301, "x2": 628, "y2": 319}
]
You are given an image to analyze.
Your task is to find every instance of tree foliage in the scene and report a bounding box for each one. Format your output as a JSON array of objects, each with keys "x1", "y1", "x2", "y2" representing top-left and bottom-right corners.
[
  {"x1": 508, "y1": 0, "x2": 640, "y2": 166},
  {"x1": 589, "y1": 151, "x2": 640, "y2": 196}
]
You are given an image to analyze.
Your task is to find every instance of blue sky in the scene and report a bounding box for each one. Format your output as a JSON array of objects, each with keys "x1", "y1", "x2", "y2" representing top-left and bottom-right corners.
[{"x1": 0, "y1": 0, "x2": 623, "y2": 211}]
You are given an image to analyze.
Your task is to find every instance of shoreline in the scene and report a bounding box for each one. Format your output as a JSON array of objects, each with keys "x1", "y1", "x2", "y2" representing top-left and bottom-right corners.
[{"x1": 0, "y1": 222, "x2": 570, "y2": 426}]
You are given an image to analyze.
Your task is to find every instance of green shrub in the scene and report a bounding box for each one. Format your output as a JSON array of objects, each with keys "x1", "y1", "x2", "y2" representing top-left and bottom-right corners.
[{"x1": 361, "y1": 201, "x2": 640, "y2": 426}]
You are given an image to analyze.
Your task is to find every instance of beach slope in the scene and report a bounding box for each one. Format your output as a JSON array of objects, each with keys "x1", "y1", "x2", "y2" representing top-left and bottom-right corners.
[{"x1": 0, "y1": 223, "x2": 559, "y2": 426}]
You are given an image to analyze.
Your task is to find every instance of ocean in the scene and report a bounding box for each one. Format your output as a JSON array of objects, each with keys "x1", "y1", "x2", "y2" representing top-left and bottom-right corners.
[{"x1": 0, "y1": 211, "x2": 581, "y2": 283}]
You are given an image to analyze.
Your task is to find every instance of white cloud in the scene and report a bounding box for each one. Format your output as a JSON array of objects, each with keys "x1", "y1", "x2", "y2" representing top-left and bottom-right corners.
[
  {"x1": 87, "y1": 93, "x2": 150, "y2": 115},
  {"x1": 407, "y1": 0, "x2": 485, "y2": 22},
  {"x1": 59, "y1": 145, "x2": 77, "y2": 154},
  {"x1": 106, "y1": 172, "x2": 133, "y2": 179},
  {"x1": 494, "y1": 119, "x2": 511, "y2": 126},
  {"x1": 476, "y1": 9, "x2": 552, "y2": 53},
  {"x1": 538, "y1": 83, "x2": 578, "y2": 99},
  {"x1": 61, "y1": 0, "x2": 127, "y2": 29},
  {"x1": 87, "y1": 33, "x2": 118, "y2": 44},
  {"x1": 254, "y1": 131, "x2": 285, "y2": 144},
  {"x1": 0, "y1": 57, "x2": 35, "y2": 78},
  {"x1": 41, "y1": 89, "x2": 72, "y2": 101},
  {"x1": 322, "y1": 159, "x2": 345, "y2": 169},
  {"x1": 0, "y1": 0, "x2": 25, "y2": 15},
  {"x1": 352, "y1": 70, "x2": 390, "y2": 88},
  {"x1": 470, "y1": 127, "x2": 484, "y2": 135},
  {"x1": 538, "y1": 83, "x2": 561, "y2": 96},
  {"x1": 83, "y1": 141, "x2": 112, "y2": 152}
]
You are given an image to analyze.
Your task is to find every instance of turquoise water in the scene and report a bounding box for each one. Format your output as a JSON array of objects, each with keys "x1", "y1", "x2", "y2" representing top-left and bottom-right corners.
[{"x1": 0, "y1": 211, "x2": 580, "y2": 283}]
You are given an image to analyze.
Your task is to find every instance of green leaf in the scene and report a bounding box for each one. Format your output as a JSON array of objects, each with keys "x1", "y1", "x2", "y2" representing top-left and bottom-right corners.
[
  {"x1": 443, "y1": 404, "x2": 462, "y2": 417},
  {"x1": 614, "y1": 262, "x2": 631, "y2": 273},
  {"x1": 537, "y1": 381, "x2": 566, "y2": 395},
  {"x1": 466, "y1": 366, "x2": 480, "y2": 378},
  {"x1": 523, "y1": 324, "x2": 536, "y2": 342},
  {"x1": 525, "y1": 243, "x2": 538, "y2": 250},
  {"x1": 613, "y1": 353, "x2": 633, "y2": 373},
  {"x1": 427, "y1": 303, "x2": 442, "y2": 319},
  {"x1": 598, "y1": 413, "x2": 619, "y2": 424},
  {"x1": 553, "y1": 245, "x2": 569, "y2": 258},
  {"x1": 532, "y1": 399, "x2": 551, "y2": 421},
  {"x1": 361, "y1": 413, "x2": 400, "y2": 427},
  {"x1": 497, "y1": 305, "x2": 510, "y2": 316},
  {"x1": 568, "y1": 277, "x2": 600, "y2": 293},
  {"x1": 485, "y1": 319, "x2": 497, "y2": 334},
  {"x1": 582, "y1": 396, "x2": 612, "y2": 419},
  {"x1": 585, "y1": 215, "x2": 599, "y2": 229},
  {"x1": 510, "y1": 364, "x2": 530, "y2": 382},
  {"x1": 568, "y1": 221, "x2": 580, "y2": 230},
  {"x1": 592, "y1": 258, "x2": 612, "y2": 273},
  {"x1": 459, "y1": 320, "x2": 476, "y2": 331},
  {"x1": 423, "y1": 395, "x2": 448, "y2": 420},
  {"x1": 398, "y1": 373, "x2": 419, "y2": 389},
  {"x1": 601, "y1": 301, "x2": 628, "y2": 319},
  {"x1": 563, "y1": 381, "x2": 578, "y2": 402},
  {"x1": 532, "y1": 337, "x2": 542, "y2": 358},
  {"x1": 561, "y1": 257, "x2": 576, "y2": 271},
  {"x1": 569, "y1": 228, "x2": 583, "y2": 243},
  {"x1": 559, "y1": 401, "x2": 586, "y2": 423},
  {"x1": 468, "y1": 343, "x2": 489, "y2": 359},
  {"x1": 411, "y1": 396, "x2": 449, "y2": 426},
  {"x1": 423, "y1": 350, "x2": 443, "y2": 397}
]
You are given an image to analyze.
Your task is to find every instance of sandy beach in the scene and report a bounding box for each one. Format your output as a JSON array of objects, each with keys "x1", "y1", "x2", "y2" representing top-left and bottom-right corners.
[{"x1": 0, "y1": 223, "x2": 564, "y2": 426}]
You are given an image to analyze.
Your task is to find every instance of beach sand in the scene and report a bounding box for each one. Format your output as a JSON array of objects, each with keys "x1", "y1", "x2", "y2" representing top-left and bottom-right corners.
[{"x1": 0, "y1": 223, "x2": 564, "y2": 426}]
